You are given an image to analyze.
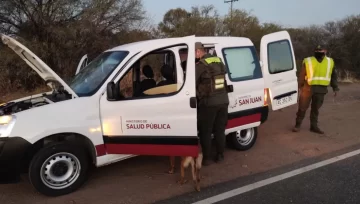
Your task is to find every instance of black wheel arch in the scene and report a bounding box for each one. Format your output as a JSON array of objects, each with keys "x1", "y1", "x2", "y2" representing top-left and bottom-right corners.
[{"x1": 21, "y1": 133, "x2": 96, "y2": 173}]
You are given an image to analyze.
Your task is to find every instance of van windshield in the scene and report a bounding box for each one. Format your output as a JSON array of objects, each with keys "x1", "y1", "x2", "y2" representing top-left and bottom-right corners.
[{"x1": 69, "y1": 51, "x2": 129, "y2": 97}]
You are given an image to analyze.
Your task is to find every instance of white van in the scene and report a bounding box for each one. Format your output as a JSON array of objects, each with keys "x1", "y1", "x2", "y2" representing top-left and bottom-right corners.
[{"x1": 0, "y1": 32, "x2": 298, "y2": 196}]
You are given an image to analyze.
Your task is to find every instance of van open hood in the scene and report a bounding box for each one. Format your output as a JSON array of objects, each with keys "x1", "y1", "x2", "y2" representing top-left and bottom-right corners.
[{"x1": 1, "y1": 34, "x2": 78, "y2": 98}]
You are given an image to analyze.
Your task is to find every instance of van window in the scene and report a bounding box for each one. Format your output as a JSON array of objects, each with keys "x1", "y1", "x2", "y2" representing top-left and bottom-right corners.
[
  {"x1": 268, "y1": 40, "x2": 294, "y2": 74},
  {"x1": 118, "y1": 51, "x2": 177, "y2": 98},
  {"x1": 70, "y1": 51, "x2": 129, "y2": 97},
  {"x1": 222, "y1": 46, "x2": 262, "y2": 82},
  {"x1": 114, "y1": 45, "x2": 187, "y2": 101}
]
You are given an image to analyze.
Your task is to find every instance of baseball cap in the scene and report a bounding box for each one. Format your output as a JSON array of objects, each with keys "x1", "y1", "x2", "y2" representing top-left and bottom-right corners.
[
  {"x1": 314, "y1": 45, "x2": 327, "y2": 52},
  {"x1": 195, "y1": 42, "x2": 204, "y2": 49}
]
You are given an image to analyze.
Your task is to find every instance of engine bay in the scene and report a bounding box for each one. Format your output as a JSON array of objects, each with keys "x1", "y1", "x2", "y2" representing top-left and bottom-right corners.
[{"x1": 0, "y1": 89, "x2": 72, "y2": 116}]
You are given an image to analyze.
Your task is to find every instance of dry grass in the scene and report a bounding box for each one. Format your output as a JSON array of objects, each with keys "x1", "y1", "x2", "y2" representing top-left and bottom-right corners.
[
  {"x1": 338, "y1": 70, "x2": 360, "y2": 83},
  {"x1": 338, "y1": 76, "x2": 360, "y2": 83}
]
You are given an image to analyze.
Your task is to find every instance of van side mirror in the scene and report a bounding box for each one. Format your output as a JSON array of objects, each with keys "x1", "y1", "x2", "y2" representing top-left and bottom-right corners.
[{"x1": 107, "y1": 82, "x2": 116, "y2": 101}]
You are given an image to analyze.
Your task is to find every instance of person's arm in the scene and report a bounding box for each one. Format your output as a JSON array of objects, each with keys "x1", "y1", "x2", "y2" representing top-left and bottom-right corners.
[
  {"x1": 298, "y1": 62, "x2": 306, "y2": 89},
  {"x1": 330, "y1": 65, "x2": 340, "y2": 92}
]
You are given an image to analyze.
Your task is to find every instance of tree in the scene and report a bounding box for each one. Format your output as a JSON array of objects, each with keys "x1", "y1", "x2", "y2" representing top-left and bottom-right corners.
[
  {"x1": 0, "y1": 0, "x2": 148, "y2": 92},
  {"x1": 158, "y1": 5, "x2": 220, "y2": 37},
  {"x1": 337, "y1": 15, "x2": 360, "y2": 77}
]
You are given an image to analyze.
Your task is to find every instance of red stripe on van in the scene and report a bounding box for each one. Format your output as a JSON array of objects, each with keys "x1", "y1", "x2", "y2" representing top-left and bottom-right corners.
[
  {"x1": 95, "y1": 144, "x2": 107, "y2": 156},
  {"x1": 104, "y1": 144, "x2": 198, "y2": 157},
  {"x1": 226, "y1": 113, "x2": 261, "y2": 129},
  {"x1": 96, "y1": 114, "x2": 262, "y2": 157}
]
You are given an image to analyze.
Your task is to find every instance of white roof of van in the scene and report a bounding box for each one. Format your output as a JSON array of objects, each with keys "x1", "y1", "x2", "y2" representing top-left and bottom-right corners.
[{"x1": 107, "y1": 36, "x2": 254, "y2": 53}]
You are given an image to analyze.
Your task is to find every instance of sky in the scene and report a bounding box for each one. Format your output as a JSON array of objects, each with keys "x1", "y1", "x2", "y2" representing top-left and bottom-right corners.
[{"x1": 143, "y1": 0, "x2": 360, "y2": 28}]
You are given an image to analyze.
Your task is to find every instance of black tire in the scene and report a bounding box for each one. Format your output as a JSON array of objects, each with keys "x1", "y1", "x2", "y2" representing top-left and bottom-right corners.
[
  {"x1": 226, "y1": 127, "x2": 258, "y2": 151},
  {"x1": 28, "y1": 142, "x2": 89, "y2": 197}
]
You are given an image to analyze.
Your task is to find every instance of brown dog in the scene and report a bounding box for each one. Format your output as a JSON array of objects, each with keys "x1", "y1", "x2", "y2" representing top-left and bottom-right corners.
[{"x1": 168, "y1": 145, "x2": 203, "y2": 192}]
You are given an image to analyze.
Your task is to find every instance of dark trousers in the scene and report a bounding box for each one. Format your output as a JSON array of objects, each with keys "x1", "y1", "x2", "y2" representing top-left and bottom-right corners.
[
  {"x1": 296, "y1": 86, "x2": 325, "y2": 127},
  {"x1": 198, "y1": 104, "x2": 228, "y2": 160}
]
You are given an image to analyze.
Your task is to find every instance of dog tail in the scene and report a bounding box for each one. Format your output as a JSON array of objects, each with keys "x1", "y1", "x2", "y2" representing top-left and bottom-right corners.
[{"x1": 196, "y1": 153, "x2": 203, "y2": 169}]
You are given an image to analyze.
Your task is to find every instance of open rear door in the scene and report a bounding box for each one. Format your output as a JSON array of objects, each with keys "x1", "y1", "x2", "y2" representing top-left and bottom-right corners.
[
  {"x1": 75, "y1": 54, "x2": 88, "y2": 75},
  {"x1": 260, "y1": 31, "x2": 298, "y2": 111}
]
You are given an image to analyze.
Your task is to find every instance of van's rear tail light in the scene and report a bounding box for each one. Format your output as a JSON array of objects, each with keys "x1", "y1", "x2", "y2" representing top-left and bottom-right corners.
[{"x1": 264, "y1": 88, "x2": 269, "y2": 106}]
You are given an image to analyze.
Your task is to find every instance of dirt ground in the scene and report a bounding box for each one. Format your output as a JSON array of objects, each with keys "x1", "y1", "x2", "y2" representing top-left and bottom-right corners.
[{"x1": 1, "y1": 83, "x2": 360, "y2": 204}]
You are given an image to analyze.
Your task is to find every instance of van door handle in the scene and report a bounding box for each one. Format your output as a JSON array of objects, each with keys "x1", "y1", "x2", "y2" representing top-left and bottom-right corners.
[
  {"x1": 227, "y1": 85, "x2": 234, "y2": 93},
  {"x1": 190, "y1": 97, "x2": 197, "y2": 108}
]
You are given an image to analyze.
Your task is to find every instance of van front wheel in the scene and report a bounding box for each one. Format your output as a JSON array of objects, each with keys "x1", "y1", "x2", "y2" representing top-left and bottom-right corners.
[
  {"x1": 29, "y1": 142, "x2": 89, "y2": 197},
  {"x1": 227, "y1": 127, "x2": 258, "y2": 151}
]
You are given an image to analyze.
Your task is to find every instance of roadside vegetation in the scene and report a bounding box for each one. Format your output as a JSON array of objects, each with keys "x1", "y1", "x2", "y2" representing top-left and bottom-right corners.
[{"x1": 1, "y1": 0, "x2": 359, "y2": 101}]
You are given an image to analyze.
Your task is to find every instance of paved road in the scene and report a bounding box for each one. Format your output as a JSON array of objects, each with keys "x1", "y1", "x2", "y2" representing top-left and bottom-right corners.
[
  {"x1": 156, "y1": 147, "x2": 360, "y2": 204},
  {"x1": 219, "y1": 155, "x2": 360, "y2": 204}
]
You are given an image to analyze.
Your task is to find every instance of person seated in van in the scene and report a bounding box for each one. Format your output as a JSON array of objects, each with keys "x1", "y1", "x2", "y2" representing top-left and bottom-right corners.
[
  {"x1": 140, "y1": 65, "x2": 156, "y2": 91},
  {"x1": 179, "y1": 49, "x2": 188, "y2": 78},
  {"x1": 181, "y1": 61, "x2": 187, "y2": 74},
  {"x1": 134, "y1": 65, "x2": 156, "y2": 96},
  {"x1": 157, "y1": 64, "x2": 176, "y2": 87}
]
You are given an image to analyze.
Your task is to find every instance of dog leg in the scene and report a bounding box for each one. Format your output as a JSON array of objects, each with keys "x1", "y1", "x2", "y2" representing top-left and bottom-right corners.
[
  {"x1": 191, "y1": 158, "x2": 200, "y2": 192},
  {"x1": 195, "y1": 153, "x2": 203, "y2": 192},
  {"x1": 195, "y1": 167, "x2": 201, "y2": 192},
  {"x1": 168, "y1": 156, "x2": 175, "y2": 174},
  {"x1": 177, "y1": 157, "x2": 188, "y2": 185}
]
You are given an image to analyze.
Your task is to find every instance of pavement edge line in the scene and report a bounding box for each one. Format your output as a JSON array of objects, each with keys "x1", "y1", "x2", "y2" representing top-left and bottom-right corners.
[{"x1": 192, "y1": 148, "x2": 360, "y2": 204}]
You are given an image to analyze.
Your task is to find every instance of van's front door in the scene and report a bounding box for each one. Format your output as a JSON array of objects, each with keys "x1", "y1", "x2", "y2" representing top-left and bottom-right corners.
[
  {"x1": 99, "y1": 36, "x2": 198, "y2": 157},
  {"x1": 260, "y1": 31, "x2": 298, "y2": 110}
]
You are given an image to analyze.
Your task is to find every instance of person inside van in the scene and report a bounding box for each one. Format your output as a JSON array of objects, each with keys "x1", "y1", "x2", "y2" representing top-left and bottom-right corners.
[
  {"x1": 156, "y1": 64, "x2": 176, "y2": 87},
  {"x1": 139, "y1": 65, "x2": 156, "y2": 92},
  {"x1": 179, "y1": 49, "x2": 188, "y2": 79}
]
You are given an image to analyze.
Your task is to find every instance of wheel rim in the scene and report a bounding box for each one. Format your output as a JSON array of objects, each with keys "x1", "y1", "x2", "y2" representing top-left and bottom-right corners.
[
  {"x1": 235, "y1": 128, "x2": 254, "y2": 146},
  {"x1": 40, "y1": 152, "x2": 81, "y2": 190}
]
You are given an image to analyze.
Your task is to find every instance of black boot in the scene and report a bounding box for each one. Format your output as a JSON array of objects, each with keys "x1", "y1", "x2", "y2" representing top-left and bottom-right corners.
[
  {"x1": 292, "y1": 121, "x2": 302, "y2": 132},
  {"x1": 310, "y1": 126, "x2": 324, "y2": 134},
  {"x1": 214, "y1": 153, "x2": 224, "y2": 163},
  {"x1": 202, "y1": 156, "x2": 213, "y2": 166}
]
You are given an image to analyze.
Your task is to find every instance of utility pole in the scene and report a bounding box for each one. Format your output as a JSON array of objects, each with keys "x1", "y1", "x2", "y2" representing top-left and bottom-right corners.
[{"x1": 224, "y1": 0, "x2": 238, "y2": 35}]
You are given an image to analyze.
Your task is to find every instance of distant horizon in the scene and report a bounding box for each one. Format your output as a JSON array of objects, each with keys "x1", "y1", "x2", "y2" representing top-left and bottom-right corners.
[{"x1": 143, "y1": 0, "x2": 360, "y2": 28}]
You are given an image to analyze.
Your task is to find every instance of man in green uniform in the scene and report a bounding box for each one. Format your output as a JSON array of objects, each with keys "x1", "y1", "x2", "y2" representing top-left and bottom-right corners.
[
  {"x1": 293, "y1": 45, "x2": 339, "y2": 134},
  {"x1": 195, "y1": 42, "x2": 229, "y2": 165}
]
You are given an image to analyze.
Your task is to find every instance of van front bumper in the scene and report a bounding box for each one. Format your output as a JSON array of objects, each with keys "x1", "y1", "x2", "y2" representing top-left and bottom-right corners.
[{"x1": 0, "y1": 137, "x2": 31, "y2": 183}]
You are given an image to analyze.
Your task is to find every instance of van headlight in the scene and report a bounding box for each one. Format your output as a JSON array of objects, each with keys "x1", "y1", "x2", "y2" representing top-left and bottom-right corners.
[{"x1": 0, "y1": 115, "x2": 16, "y2": 137}]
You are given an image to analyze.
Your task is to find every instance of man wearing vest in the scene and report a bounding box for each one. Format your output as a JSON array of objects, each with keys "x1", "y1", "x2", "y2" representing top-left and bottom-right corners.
[
  {"x1": 293, "y1": 45, "x2": 339, "y2": 134},
  {"x1": 195, "y1": 42, "x2": 229, "y2": 165}
]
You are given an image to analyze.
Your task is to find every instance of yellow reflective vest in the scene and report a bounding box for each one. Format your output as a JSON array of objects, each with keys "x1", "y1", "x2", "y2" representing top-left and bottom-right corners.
[
  {"x1": 303, "y1": 56, "x2": 334, "y2": 86},
  {"x1": 204, "y1": 56, "x2": 222, "y2": 64}
]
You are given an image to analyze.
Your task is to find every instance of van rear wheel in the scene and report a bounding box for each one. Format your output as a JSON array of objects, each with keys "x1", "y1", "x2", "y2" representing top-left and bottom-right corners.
[
  {"x1": 227, "y1": 127, "x2": 257, "y2": 151},
  {"x1": 29, "y1": 142, "x2": 89, "y2": 197}
]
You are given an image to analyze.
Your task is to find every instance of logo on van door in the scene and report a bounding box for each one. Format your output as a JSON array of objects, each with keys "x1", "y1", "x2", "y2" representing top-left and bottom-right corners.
[
  {"x1": 125, "y1": 120, "x2": 171, "y2": 130},
  {"x1": 230, "y1": 95, "x2": 262, "y2": 108},
  {"x1": 239, "y1": 96, "x2": 262, "y2": 106}
]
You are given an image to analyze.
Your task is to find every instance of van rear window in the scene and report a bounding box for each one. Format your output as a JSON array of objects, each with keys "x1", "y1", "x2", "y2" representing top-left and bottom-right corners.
[
  {"x1": 222, "y1": 46, "x2": 262, "y2": 82},
  {"x1": 267, "y1": 40, "x2": 294, "y2": 74}
]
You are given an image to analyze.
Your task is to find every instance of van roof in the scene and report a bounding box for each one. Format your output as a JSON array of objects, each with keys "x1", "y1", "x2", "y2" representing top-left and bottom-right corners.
[{"x1": 107, "y1": 36, "x2": 254, "y2": 53}]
